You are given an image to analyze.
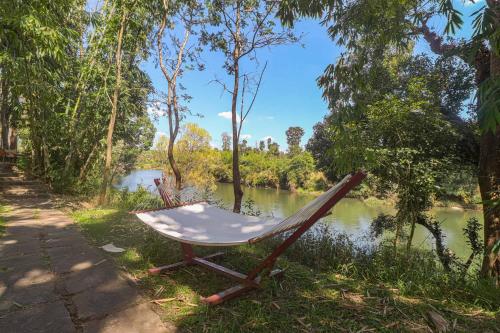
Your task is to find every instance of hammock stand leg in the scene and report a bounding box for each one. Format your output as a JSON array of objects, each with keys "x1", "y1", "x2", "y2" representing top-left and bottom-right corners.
[
  {"x1": 201, "y1": 269, "x2": 284, "y2": 305},
  {"x1": 148, "y1": 243, "x2": 283, "y2": 304},
  {"x1": 148, "y1": 243, "x2": 224, "y2": 275}
]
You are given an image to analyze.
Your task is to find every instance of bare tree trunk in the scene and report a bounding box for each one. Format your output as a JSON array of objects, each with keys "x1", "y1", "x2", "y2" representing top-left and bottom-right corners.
[
  {"x1": 231, "y1": 2, "x2": 243, "y2": 213},
  {"x1": 407, "y1": 217, "x2": 416, "y2": 253},
  {"x1": 480, "y1": 2, "x2": 500, "y2": 277},
  {"x1": 42, "y1": 139, "x2": 51, "y2": 182},
  {"x1": 99, "y1": 9, "x2": 127, "y2": 204},
  {"x1": 419, "y1": 14, "x2": 500, "y2": 278},
  {"x1": 156, "y1": 0, "x2": 189, "y2": 192},
  {"x1": 479, "y1": 52, "x2": 500, "y2": 278},
  {"x1": 167, "y1": 91, "x2": 182, "y2": 190},
  {"x1": 0, "y1": 76, "x2": 10, "y2": 149},
  {"x1": 79, "y1": 142, "x2": 99, "y2": 181},
  {"x1": 479, "y1": 128, "x2": 500, "y2": 278},
  {"x1": 8, "y1": 128, "x2": 17, "y2": 150}
]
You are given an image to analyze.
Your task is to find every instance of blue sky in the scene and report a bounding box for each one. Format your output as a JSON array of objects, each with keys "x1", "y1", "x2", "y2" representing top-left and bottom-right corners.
[{"x1": 142, "y1": 0, "x2": 482, "y2": 149}]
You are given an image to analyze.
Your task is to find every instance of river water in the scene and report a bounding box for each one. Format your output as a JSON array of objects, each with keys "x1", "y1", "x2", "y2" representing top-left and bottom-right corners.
[{"x1": 117, "y1": 169, "x2": 483, "y2": 258}]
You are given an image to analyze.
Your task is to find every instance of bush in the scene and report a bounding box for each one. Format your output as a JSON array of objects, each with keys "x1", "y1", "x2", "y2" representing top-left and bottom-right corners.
[
  {"x1": 304, "y1": 171, "x2": 329, "y2": 191},
  {"x1": 111, "y1": 186, "x2": 164, "y2": 211},
  {"x1": 262, "y1": 224, "x2": 499, "y2": 310}
]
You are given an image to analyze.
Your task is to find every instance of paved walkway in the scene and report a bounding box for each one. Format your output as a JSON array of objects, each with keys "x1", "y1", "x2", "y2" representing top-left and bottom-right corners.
[{"x1": 0, "y1": 163, "x2": 175, "y2": 333}]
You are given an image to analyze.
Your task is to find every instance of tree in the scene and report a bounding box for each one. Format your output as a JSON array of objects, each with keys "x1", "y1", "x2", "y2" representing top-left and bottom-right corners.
[
  {"x1": 156, "y1": 0, "x2": 204, "y2": 191},
  {"x1": 99, "y1": 2, "x2": 129, "y2": 204},
  {"x1": 307, "y1": 53, "x2": 476, "y2": 181},
  {"x1": 98, "y1": 0, "x2": 158, "y2": 203},
  {"x1": 1, "y1": 0, "x2": 154, "y2": 194},
  {"x1": 0, "y1": 0, "x2": 81, "y2": 179},
  {"x1": 286, "y1": 126, "x2": 304, "y2": 155},
  {"x1": 240, "y1": 139, "x2": 248, "y2": 154},
  {"x1": 306, "y1": 120, "x2": 338, "y2": 181},
  {"x1": 203, "y1": 0, "x2": 297, "y2": 212},
  {"x1": 221, "y1": 132, "x2": 231, "y2": 151},
  {"x1": 259, "y1": 140, "x2": 265, "y2": 151},
  {"x1": 174, "y1": 123, "x2": 217, "y2": 190},
  {"x1": 268, "y1": 141, "x2": 280, "y2": 156},
  {"x1": 367, "y1": 79, "x2": 459, "y2": 252},
  {"x1": 286, "y1": 151, "x2": 315, "y2": 191},
  {"x1": 266, "y1": 137, "x2": 272, "y2": 150},
  {"x1": 278, "y1": 0, "x2": 500, "y2": 278},
  {"x1": 0, "y1": 76, "x2": 12, "y2": 149}
]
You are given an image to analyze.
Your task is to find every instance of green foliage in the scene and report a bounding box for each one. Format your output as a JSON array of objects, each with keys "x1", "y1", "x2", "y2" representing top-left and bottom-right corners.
[
  {"x1": 307, "y1": 52, "x2": 475, "y2": 251},
  {"x1": 1, "y1": 0, "x2": 155, "y2": 194},
  {"x1": 307, "y1": 53, "x2": 476, "y2": 180},
  {"x1": 477, "y1": 76, "x2": 500, "y2": 133},
  {"x1": 277, "y1": 0, "x2": 497, "y2": 131},
  {"x1": 366, "y1": 79, "x2": 457, "y2": 195},
  {"x1": 285, "y1": 151, "x2": 315, "y2": 190},
  {"x1": 141, "y1": 124, "x2": 327, "y2": 193},
  {"x1": 113, "y1": 186, "x2": 164, "y2": 211}
]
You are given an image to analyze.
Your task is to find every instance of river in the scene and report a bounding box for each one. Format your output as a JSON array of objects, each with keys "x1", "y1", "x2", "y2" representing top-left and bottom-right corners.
[{"x1": 116, "y1": 169, "x2": 483, "y2": 259}]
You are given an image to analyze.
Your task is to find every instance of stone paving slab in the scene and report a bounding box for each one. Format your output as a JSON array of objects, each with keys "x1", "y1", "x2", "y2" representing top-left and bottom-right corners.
[
  {"x1": 0, "y1": 263, "x2": 52, "y2": 287},
  {"x1": 5, "y1": 267, "x2": 55, "y2": 288},
  {"x1": 0, "y1": 301, "x2": 75, "y2": 333},
  {"x1": 64, "y1": 263, "x2": 119, "y2": 295},
  {"x1": 51, "y1": 250, "x2": 107, "y2": 275},
  {"x1": 3, "y1": 225, "x2": 44, "y2": 238},
  {"x1": 0, "y1": 280, "x2": 58, "y2": 311},
  {"x1": 0, "y1": 164, "x2": 173, "y2": 333},
  {"x1": 0, "y1": 253, "x2": 44, "y2": 271},
  {"x1": 82, "y1": 303, "x2": 173, "y2": 333},
  {"x1": 72, "y1": 277, "x2": 142, "y2": 320},
  {"x1": 44, "y1": 234, "x2": 87, "y2": 248},
  {"x1": 0, "y1": 240, "x2": 40, "y2": 258}
]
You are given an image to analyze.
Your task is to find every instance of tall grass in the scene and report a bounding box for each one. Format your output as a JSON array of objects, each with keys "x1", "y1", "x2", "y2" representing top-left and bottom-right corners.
[{"x1": 263, "y1": 224, "x2": 499, "y2": 310}]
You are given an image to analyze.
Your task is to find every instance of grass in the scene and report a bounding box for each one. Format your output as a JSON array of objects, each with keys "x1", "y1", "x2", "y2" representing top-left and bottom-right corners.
[
  {"x1": 0, "y1": 204, "x2": 8, "y2": 237},
  {"x1": 71, "y1": 206, "x2": 500, "y2": 332}
]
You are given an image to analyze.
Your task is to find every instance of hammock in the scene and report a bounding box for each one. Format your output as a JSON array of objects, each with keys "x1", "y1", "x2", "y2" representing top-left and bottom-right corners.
[
  {"x1": 133, "y1": 171, "x2": 366, "y2": 305},
  {"x1": 135, "y1": 173, "x2": 357, "y2": 246}
]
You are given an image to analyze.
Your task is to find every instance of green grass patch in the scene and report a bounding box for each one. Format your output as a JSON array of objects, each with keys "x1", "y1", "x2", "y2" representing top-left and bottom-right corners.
[
  {"x1": 0, "y1": 204, "x2": 8, "y2": 237},
  {"x1": 72, "y1": 206, "x2": 500, "y2": 332}
]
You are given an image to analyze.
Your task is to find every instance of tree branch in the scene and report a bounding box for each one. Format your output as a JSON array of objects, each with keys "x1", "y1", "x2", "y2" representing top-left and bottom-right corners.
[
  {"x1": 415, "y1": 20, "x2": 457, "y2": 55},
  {"x1": 237, "y1": 62, "x2": 267, "y2": 139},
  {"x1": 238, "y1": 4, "x2": 275, "y2": 59},
  {"x1": 209, "y1": 77, "x2": 234, "y2": 95}
]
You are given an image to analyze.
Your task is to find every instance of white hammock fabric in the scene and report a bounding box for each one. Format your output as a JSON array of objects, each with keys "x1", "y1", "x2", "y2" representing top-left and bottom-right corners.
[
  {"x1": 135, "y1": 174, "x2": 354, "y2": 246},
  {"x1": 136, "y1": 203, "x2": 281, "y2": 246}
]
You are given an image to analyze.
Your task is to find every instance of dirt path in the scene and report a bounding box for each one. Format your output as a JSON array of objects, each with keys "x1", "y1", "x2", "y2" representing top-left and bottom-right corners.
[{"x1": 0, "y1": 163, "x2": 175, "y2": 333}]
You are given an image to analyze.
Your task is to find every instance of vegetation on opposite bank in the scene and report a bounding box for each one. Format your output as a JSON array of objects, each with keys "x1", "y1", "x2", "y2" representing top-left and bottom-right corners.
[{"x1": 136, "y1": 123, "x2": 480, "y2": 210}]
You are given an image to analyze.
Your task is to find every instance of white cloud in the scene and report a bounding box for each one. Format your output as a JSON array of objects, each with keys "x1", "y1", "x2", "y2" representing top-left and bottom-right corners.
[
  {"x1": 218, "y1": 111, "x2": 240, "y2": 121},
  {"x1": 265, "y1": 116, "x2": 275, "y2": 120},
  {"x1": 153, "y1": 131, "x2": 167, "y2": 146},
  {"x1": 240, "y1": 134, "x2": 252, "y2": 140},
  {"x1": 261, "y1": 136, "x2": 274, "y2": 142},
  {"x1": 148, "y1": 102, "x2": 166, "y2": 117}
]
